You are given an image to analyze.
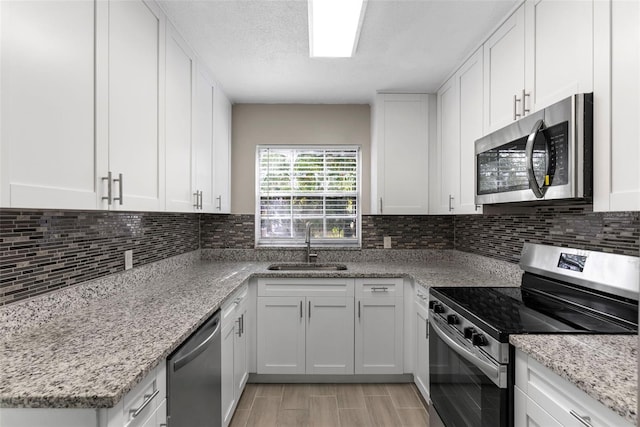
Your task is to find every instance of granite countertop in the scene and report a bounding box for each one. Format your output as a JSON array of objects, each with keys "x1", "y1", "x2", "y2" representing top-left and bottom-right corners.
[
  {"x1": 0, "y1": 256, "x2": 518, "y2": 409},
  {"x1": 510, "y1": 334, "x2": 638, "y2": 425}
]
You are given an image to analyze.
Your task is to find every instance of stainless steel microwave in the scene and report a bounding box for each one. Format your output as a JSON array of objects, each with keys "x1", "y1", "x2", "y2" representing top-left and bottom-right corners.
[{"x1": 475, "y1": 93, "x2": 593, "y2": 205}]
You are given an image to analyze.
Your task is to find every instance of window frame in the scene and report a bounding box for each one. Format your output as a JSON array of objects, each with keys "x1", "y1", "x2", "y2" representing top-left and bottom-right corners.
[{"x1": 254, "y1": 144, "x2": 362, "y2": 248}]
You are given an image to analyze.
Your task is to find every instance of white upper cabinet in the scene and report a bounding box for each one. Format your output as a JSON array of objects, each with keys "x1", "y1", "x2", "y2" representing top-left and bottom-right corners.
[
  {"x1": 433, "y1": 48, "x2": 483, "y2": 215},
  {"x1": 100, "y1": 0, "x2": 166, "y2": 211},
  {"x1": 483, "y1": 6, "x2": 526, "y2": 133},
  {"x1": 484, "y1": 0, "x2": 593, "y2": 134},
  {"x1": 593, "y1": 0, "x2": 640, "y2": 211},
  {"x1": 0, "y1": 0, "x2": 97, "y2": 209},
  {"x1": 371, "y1": 93, "x2": 432, "y2": 214},
  {"x1": 213, "y1": 86, "x2": 232, "y2": 213},
  {"x1": 193, "y1": 67, "x2": 216, "y2": 213},
  {"x1": 165, "y1": 23, "x2": 196, "y2": 212},
  {"x1": 524, "y1": 0, "x2": 593, "y2": 112}
]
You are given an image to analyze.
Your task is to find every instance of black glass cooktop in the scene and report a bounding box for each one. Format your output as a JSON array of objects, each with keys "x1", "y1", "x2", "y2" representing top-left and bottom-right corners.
[{"x1": 431, "y1": 284, "x2": 637, "y2": 342}]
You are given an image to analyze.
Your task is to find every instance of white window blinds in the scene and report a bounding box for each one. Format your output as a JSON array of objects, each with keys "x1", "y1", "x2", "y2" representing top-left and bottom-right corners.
[{"x1": 256, "y1": 146, "x2": 360, "y2": 247}]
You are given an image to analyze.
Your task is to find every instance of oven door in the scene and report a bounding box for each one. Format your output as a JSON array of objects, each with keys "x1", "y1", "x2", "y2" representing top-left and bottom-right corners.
[{"x1": 429, "y1": 316, "x2": 510, "y2": 427}]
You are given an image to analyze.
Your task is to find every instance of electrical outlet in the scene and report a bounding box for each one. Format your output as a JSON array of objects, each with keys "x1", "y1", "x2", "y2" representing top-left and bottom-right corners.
[
  {"x1": 124, "y1": 250, "x2": 133, "y2": 270},
  {"x1": 383, "y1": 236, "x2": 392, "y2": 249}
]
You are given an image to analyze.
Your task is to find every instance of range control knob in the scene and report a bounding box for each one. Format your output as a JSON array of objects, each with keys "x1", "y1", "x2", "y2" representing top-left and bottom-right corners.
[
  {"x1": 428, "y1": 300, "x2": 438, "y2": 309},
  {"x1": 433, "y1": 303, "x2": 445, "y2": 314},
  {"x1": 472, "y1": 333, "x2": 488, "y2": 347},
  {"x1": 463, "y1": 327, "x2": 476, "y2": 340},
  {"x1": 447, "y1": 314, "x2": 459, "y2": 325}
]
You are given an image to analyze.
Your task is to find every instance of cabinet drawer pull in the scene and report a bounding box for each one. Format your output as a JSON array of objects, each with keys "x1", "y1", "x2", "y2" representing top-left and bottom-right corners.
[
  {"x1": 102, "y1": 171, "x2": 112, "y2": 205},
  {"x1": 300, "y1": 301, "x2": 303, "y2": 319},
  {"x1": 448, "y1": 194, "x2": 454, "y2": 212},
  {"x1": 522, "y1": 89, "x2": 530, "y2": 116},
  {"x1": 358, "y1": 300, "x2": 361, "y2": 318},
  {"x1": 216, "y1": 195, "x2": 222, "y2": 210},
  {"x1": 308, "y1": 300, "x2": 311, "y2": 318},
  {"x1": 193, "y1": 191, "x2": 200, "y2": 208},
  {"x1": 569, "y1": 410, "x2": 593, "y2": 427},
  {"x1": 113, "y1": 173, "x2": 123, "y2": 205},
  {"x1": 129, "y1": 389, "x2": 159, "y2": 418},
  {"x1": 371, "y1": 286, "x2": 388, "y2": 292}
]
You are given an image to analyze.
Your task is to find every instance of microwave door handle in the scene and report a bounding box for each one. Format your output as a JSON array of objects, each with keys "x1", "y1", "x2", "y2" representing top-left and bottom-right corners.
[{"x1": 525, "y1": 119, "x2": 547, "y2": 198}]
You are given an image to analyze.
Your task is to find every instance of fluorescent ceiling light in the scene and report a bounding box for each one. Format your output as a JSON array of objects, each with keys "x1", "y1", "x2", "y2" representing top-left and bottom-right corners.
[{"x1": 308, "y1": 0, "x2": 367, "y2": 58}]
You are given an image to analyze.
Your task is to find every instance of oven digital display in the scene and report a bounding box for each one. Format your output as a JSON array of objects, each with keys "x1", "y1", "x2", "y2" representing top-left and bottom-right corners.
[{"x1": 558, "y1": 253, "x2": 587, "y2": 272}]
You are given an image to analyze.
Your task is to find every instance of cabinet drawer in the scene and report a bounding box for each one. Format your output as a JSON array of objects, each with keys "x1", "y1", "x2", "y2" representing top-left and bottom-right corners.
[
  {"x1": 414, "y1": 285, "x2": 429, "y2": 309},
  {"x1": 122, "y1": 363, "x2": 165, "y2": 427},
  {"x1": 515, "y1": 350, "x2": 633, "y2": 427},
  {"x1": 355, "y1": 278, "x2": 404, "y2": 298},
  {"x1": 257, "y1": 278, "x2": 354, "y2": 297},
  {"x1": 221, "y1": 283, "x2": 248, "y2": 325}
]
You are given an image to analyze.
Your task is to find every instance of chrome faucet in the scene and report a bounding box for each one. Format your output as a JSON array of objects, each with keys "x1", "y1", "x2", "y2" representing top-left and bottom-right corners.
[{"x1": 305, "y1": 222, "x2": 318, "y2": 263}]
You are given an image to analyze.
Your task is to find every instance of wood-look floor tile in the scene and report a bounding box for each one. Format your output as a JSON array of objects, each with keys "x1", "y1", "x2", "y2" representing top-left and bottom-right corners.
[
  {"x1": 386, "y1": 383, "x2": 424, "y2": 408},
  {"x1": 255, "y1": 383, "x2": 284, "y2": 397},
  {"x1": 361, "y1": 384, "x2": 389, "y2": 396},
  {"x1": 364, "y1": 395, "x2": 403, "y2": 427},
  {"x1": 246, "y1": 396, "x2": 281, "y2": 427},
  {"x1": 308, "y1": 383, "x2": 336, "y2": 396},
  {"x1": 281, "y1": 384, "x2": 311, "y2": 409},
  {"x1": 229, "y1": 409, "x2": 250, "y2": 427},
  {"x1": 336, "y1": 384, "x2": 366, "y2": 409},
  {"x1": 338, "y1": 408, "x2": 372, "y2": 426},
  {"x1": 276, "y1": 409, "x2": 310, "y2": 426},
  {"x1": 237, "y1": 384, "x2": 258, "y2": 410},
  {"x1": 309, "y1": 396, "x2": 339, "y2": 427},
  {"x1": 397, "y1": 408, "x2": 429, "y2": 426}
]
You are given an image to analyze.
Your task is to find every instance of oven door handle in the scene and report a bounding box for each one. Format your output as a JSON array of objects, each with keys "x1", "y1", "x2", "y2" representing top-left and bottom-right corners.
[
  {"x1": 430, "y1": 317, "x2": 507, "y2": 388},
  {"x1": 525, "y1": 118, "x2": 549, "y2": 199}
]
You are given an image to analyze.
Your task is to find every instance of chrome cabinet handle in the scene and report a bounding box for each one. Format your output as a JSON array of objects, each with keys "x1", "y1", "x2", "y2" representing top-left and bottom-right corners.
[
  {"x1": 522, "y1": 89, "x2": 530, "y2": 116},
  {"x1": 200, "y1": 191, "x2": 204, "y2": 209},
  {"x1": 569, "y1": 410, "x2": 593, "y2": 427},
  {"x1": 300, "y1": 301, "x2": 303, "y2": 319},
  {"x1": 129, "y1": 389, "x2": 159, "y2": 418},
  {"x1": 525, "y1": 118, "x2": 548, "y2": 199},
  {"x1": 193, "y1": 191, "x2": 200, "y2": 208},
  {"x1": 102, "y1": 171, "x2": 112, "y2": 205},
  {"x1": 448, "y1": 194, "x2": 454, "y2": 212},
  {"x1": 113, "y1": 173, "x2": 123, "y2": 205},
  {"x1": 308, "y1": 300, "x2": 311, "y2": 319},
  {"x1": 371, "y1": 286, "x2": 388, "y2": 292},
  {"x1": 216, "y1": 195, "x2": 222, "y2": 210},
  {"x1": 514, "y1": 94, "x2": 521, "y2": 120},
  {"x1": 358, "y1": 300, "x2": 361, "y2": 319},
  {"x1": 379, "y1": 197, "x2": 383, "y2": 214}
]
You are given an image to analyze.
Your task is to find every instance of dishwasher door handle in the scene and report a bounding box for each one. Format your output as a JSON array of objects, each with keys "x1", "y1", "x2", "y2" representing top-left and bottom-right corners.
[{"x1": 173, "y1": 321, "x2": 221, "y2": 372}]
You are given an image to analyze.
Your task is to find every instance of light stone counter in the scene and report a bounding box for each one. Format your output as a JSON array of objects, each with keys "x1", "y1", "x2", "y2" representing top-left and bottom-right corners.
[
  {"x1": 510, "y1": 334, "x2": 638, "y2": 425},
  {"x1": 0, "y1": 250, "x2": 520, "y2": 409}
]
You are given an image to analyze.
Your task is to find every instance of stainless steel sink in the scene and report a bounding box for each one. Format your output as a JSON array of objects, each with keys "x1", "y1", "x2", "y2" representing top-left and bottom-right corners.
[{"x1": 267, "y1": 263, "x2": 347, "y2": 271}]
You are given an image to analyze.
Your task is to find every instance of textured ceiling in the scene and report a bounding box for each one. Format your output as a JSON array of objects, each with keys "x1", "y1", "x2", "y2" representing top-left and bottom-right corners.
[{"x1": 159, "y1": 0, "x2": 518, "y2": 104}]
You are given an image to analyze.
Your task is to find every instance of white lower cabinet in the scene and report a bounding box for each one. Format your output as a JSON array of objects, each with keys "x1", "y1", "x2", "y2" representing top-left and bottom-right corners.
[
  {"x1": 256, "y1": 278, "x2": 355, "y2": 375},
  {"x1": 1, "y1": 362, "x2": 167, "y2": 427},
  {"x1": 413, "y1": 286, "x2": 429, "y2": 402},
  {"x1": 221, "y1": 284, "x2": 249, "y2": 427},
  {"x1": 355, "y1": 278, "x2": 404, "y2": 374},
  {"x1": 515, "y1": 349, "x2": 634, "y2": 427}
]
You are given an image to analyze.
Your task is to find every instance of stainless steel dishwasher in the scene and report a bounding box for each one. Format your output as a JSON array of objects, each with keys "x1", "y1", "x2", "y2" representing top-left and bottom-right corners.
[{"x1": 167, "y1": 310, "x2": 221, "y2": 427}]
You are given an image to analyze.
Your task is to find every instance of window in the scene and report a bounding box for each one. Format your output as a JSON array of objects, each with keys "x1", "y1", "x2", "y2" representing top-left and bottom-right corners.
[{"x1": 256, "y1": 146, "x2": 360, "y2": 247}]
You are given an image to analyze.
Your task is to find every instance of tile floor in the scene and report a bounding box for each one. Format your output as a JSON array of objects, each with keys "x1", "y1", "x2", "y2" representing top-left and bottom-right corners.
[{"x1": 229, "y1": 383, "x2": 429, "y2": 427}]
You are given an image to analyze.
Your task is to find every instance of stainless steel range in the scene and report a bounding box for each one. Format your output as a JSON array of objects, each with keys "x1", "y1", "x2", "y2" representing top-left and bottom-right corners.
[{"x1": 428, "y1": 243, "x2": 639, "y2": 427}]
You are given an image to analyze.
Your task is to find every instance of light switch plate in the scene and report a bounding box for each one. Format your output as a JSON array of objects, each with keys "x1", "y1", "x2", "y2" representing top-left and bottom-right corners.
[
  {"x1": 383, "y1": 236, "x2": 392, "y2": 249},
  {"x1": 124, "y1": 250, "x2": 133, "y2": 270}
]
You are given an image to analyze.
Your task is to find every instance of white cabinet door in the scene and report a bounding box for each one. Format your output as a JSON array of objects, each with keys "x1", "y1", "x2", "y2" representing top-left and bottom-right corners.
[
  {"x1": 213, "y1": 86, "x2": 232, "y2": 213},
  {"x1": 306, "y1": 297, "x2": 354, "y2": 375},
  {"x1": 164, "y1": 23, "x2": 195, "y2": 212},
  {"x1": 257, "y1": 297, "x2": 305, "y2": 374},
  {"x1": 194, "y1": 66, "x2": 216, "y2": 212},
  {"x1": 436, "y1": 77, "x2": 459, "y2": 214},
  {"x1": 221, "y1": 321, "x2": 236, "y2": 427},
  {"x1": 483, "y1": 6, "x2": 526, "y2": 133},
  {"x1": 0, "y1": 0, "x2": 97, "y2": 209},
  {"x1": 105, "y1": 0, "x2": 165, "y2": 211},
  {"x1": 515, "y1": 386, "x2": 562, "y2": 427},
  {"x1": 355, "y1": 296, "x2": 403, "y2": 374},
  {"x1": 457, "y1": 48, "x2": 483, "y2": 214},
  {"x1": 373, "y1": 93, "x2": 430, "y2": 214},
  {"x1": 524, "y1": 0, "x2": 593, "y2": 112},
  {"x1": 414, "y1": 299, "x2": 429, "y2": 401},
  {"x1": 594, "y1": 0, "x2": 640, "y2": 211}
]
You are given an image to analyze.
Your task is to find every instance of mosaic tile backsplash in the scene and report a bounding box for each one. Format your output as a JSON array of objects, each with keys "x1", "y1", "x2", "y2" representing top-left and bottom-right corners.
[
  {"x1": 2, "y1": 205, "x2": 638, "y2": 305},
  {"x1": 1, "y1": 210, "x2": 199, "y2": 305}
]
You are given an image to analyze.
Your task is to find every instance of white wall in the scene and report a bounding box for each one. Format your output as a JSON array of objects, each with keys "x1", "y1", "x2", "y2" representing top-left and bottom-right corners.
[{"x1": 231, "y1": 104, "x2": 371, "y2": 214}]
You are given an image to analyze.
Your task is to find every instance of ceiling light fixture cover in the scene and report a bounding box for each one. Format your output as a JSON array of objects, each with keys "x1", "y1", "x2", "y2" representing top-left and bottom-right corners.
[{"x1": 308, "y1": 0, "x2": 367, "y2": 58}]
